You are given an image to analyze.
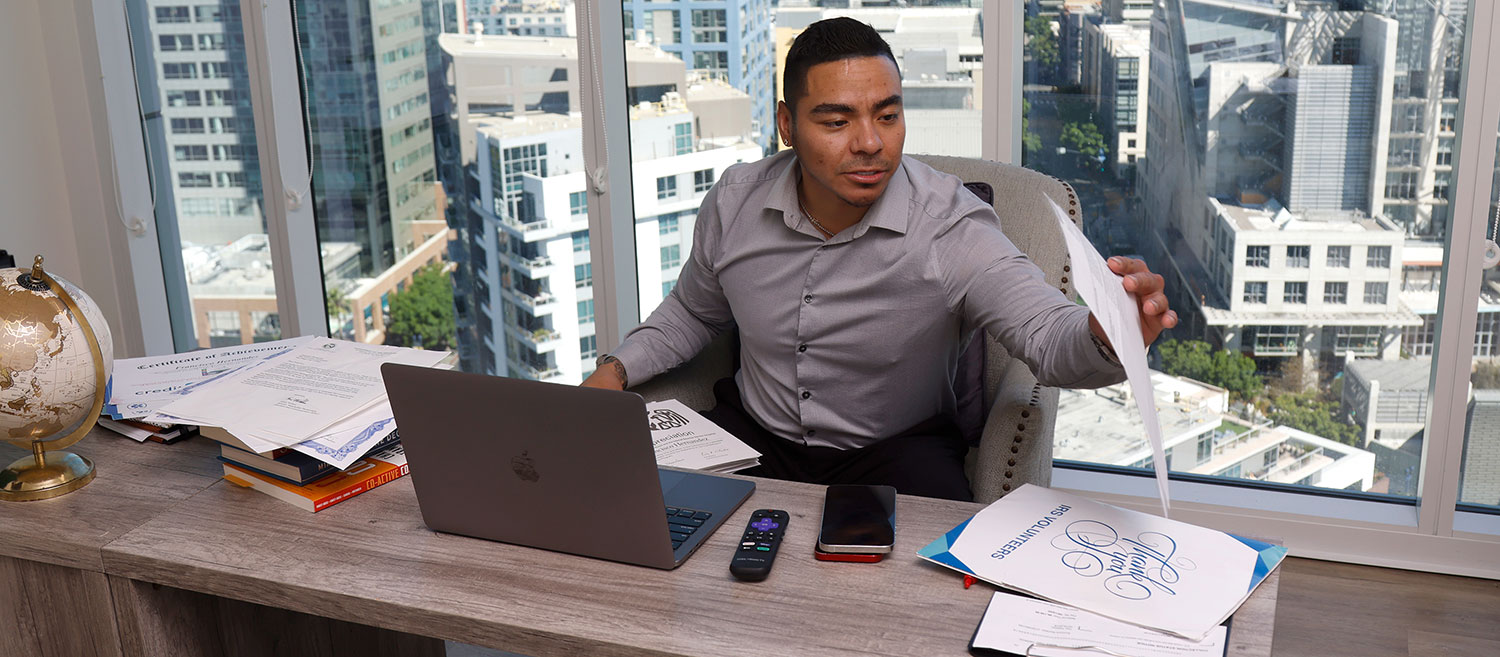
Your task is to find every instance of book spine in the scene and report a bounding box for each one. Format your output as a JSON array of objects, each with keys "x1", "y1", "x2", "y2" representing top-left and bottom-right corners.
[{"x1": 309, "y1": 462, "x2": 409, "y2": 511}]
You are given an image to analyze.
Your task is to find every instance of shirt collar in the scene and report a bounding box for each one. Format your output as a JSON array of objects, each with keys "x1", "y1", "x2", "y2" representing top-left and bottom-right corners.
[{"x1": 765, "y1": 153, "x2": 912, "y2": 240}]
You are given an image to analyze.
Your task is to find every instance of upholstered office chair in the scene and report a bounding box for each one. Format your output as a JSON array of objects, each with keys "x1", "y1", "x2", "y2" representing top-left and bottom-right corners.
[{"x1": 629, "y1": 155, "x2": 1082, "y2": 503}]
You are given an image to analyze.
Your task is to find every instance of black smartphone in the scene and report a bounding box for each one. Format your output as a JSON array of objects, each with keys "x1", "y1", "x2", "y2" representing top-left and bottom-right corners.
[{"x1": 816, "y1": 484, "x2": 897, "y2": 554}]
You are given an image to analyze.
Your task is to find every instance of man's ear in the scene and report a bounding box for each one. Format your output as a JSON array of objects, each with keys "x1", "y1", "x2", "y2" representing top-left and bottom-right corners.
[{"x1": 776, "y1": 100, "x2": 793, "y2": 148}]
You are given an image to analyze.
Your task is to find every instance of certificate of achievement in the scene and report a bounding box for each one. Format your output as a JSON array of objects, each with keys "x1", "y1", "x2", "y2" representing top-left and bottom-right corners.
[
  {"x1": 106, "y1": 337, "x2": 314, "y2": 419},
  {"x1": 919, "y1": 485, "x2": 1286, "y2": 641}
]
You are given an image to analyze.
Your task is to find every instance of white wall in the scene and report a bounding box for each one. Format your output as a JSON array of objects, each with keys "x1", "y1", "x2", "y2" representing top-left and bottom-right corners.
[
  {"x1": 1, "y1": 1, "x2": 82, "y2": 280},
  {"x1": 1, "y1": 0, "x2": 150, "y2": 357}
]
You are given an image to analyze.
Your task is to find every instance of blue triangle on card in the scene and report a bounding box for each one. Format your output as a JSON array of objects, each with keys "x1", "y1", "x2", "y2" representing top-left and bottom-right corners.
[
  {"x1": 1229, "y1": 533, "x2": 1288, "y2": 592},
  {"x1": 917, "y1": 516, "x2": 977, "y2": 575}
]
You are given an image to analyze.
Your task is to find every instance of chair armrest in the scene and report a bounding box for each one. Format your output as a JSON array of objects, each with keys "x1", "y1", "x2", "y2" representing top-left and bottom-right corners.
[
  {"x1": 967, "y1": 359, "x2": 1058, "y2": 503},
  {"x1": 626, "y1": 331, "x2": 736, "y2": 411}
]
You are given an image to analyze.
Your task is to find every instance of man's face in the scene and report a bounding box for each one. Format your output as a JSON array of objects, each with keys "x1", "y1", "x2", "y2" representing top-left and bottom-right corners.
[{"x1": 778, "y1": 56, "x2": 905, "y2": 210}]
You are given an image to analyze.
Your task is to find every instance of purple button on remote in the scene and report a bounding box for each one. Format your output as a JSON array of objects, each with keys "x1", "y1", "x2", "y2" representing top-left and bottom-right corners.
[{"x1": 751, "y1": 518, "x2": 780, "y2": 531}]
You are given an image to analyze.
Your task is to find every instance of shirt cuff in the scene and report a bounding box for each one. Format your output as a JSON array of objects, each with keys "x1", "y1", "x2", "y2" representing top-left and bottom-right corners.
[{"x1": 605, "y1": 340, "x2": 658, "y2": 389}]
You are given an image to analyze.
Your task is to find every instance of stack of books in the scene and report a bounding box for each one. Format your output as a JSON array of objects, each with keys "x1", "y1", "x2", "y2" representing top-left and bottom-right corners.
[{"x1": 107, "y1": 336, "x2": 451, "y2": 512}]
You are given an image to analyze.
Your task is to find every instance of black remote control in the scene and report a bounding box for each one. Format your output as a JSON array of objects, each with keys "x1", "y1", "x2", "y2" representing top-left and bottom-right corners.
[{"x1": 729, "y1": 509, "x2": 788, "y2": 582}]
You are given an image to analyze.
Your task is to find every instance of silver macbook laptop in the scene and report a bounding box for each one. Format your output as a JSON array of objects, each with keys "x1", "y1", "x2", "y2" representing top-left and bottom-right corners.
[{"x1": 381, "y1": 363, "x2": 755, "y2": 569}]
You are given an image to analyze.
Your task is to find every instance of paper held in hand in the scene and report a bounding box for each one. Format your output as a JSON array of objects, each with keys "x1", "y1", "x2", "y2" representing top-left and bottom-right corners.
[
  {"x1": 918, "y1": 485, "x2": 1287, "y2": 642},
  {"x1": 1048, "y1": 197, "x2": 1171, "y2": 517},
  {"x1": 644, "y1": 399, "x2": 761, "y2": 474}
]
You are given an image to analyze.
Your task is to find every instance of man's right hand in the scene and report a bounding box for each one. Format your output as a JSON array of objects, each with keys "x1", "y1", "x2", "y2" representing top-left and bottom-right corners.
[{"x1": 580, "y1": 356, "x2": 627, "y2": 390}]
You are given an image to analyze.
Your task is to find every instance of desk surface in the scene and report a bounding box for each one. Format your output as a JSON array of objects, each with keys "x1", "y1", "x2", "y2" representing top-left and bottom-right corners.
[
  {"x1": 0, "y1": 429, "x2": 222, "y2": 571},
  {"x1": 98, "y1": 449, "x2": 1278, "y2": 657}
]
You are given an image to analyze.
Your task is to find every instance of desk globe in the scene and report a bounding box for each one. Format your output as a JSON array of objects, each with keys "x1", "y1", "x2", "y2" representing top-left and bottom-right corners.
[{"x1": 0, "y1": 256, "x2": 113, "y2": 501}]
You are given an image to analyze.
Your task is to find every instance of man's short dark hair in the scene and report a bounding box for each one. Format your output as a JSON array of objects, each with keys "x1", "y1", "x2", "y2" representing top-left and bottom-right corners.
[{"x1": 783, "y1": 17, "x2": 899, "y2": 113}]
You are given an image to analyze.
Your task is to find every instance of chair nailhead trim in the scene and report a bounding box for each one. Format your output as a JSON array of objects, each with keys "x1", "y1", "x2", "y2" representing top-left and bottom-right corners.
[
  {"x1": 1013, "y1": 435, "x2": 1023, "y2": 443},
  {"x1": 1020, "y1": 410, "x2": 1029, "y2": 418},
  {"x1": 1008, "y1": 458, "x2": 1016, "y2": 466},
  {"x1": 1003, "y1": 484, "x2": 1012, "y2": 491},
  {"x1": 1017, "y1": 424, "x2": 1025, "y2": 431},
  {"x1": 1010, "y1": 446, "x2": 1019, "y2": 453}
]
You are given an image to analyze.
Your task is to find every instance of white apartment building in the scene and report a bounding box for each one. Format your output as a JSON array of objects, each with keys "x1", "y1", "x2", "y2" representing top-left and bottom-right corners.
[
  {"x1": 1198, "y1": 198, "x2": 1419, "y2": 371},
  {"x1": 1081, "y1": 22, "x2": 1149, "y2": 177},
  {"x1": 1056, "y1": 370, "x2": 1376, "y2": 492},
  {"x1": 469, "y1": 101, "x2": 759, "y2": 382}
]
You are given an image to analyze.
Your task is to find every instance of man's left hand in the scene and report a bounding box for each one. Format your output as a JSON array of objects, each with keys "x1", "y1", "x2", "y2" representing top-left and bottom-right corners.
[{"x1": 1092, "y1": 256, "x2": 1178, "y2": 348}]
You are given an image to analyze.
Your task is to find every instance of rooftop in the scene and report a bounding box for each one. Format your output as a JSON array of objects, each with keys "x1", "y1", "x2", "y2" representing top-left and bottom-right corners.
[
  {"x1": 1055, "y1": 370, "x2": 1228, "y2": 465},
  {"x1": 1345, "y1": 358, "x2": 1435, "y2": 393},
  {"x1": 1214, "y1": 198, "x2": 1396, "y2": 235}
]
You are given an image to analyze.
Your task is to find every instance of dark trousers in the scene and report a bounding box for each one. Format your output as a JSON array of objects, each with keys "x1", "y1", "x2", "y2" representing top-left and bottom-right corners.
[{"x1": 701, "y1": 378, "x2": 974, "y2": 502}]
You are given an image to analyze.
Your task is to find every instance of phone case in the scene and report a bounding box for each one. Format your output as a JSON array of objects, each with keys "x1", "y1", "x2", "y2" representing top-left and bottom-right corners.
[{"x1": 813, "y1": 546, "x2": 885, "y2": 563}]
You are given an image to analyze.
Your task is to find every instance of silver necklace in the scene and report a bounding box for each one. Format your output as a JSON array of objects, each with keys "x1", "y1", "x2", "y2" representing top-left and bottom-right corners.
[{"x1": 797, "y1": 193, "x2": 834, "y2": 238}]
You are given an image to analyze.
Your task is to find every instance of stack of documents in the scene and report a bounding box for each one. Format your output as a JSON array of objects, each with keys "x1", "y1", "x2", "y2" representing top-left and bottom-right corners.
[
  {"x1": 108, "y1": 337, "x2": 449, "y2": 471},
  {"x1": 919, "y1": 485, "x2": 1287, "y2": 642},
  {"x1": 645, "y1": 399, "x2": 760, "y2": 473}
]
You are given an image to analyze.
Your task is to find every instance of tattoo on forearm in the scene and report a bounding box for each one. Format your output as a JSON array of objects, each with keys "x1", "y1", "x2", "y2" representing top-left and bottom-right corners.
[{"x1": 605, "y1": 356, "x2": 628, "y2": 388}]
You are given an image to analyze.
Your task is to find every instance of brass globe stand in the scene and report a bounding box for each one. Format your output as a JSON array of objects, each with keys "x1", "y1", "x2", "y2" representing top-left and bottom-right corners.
[{"x1": 0, "y1": 256, "x2": 106, "y2": 501}]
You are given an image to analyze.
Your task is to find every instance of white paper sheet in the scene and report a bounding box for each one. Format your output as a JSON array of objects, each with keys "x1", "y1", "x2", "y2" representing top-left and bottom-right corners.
[
  {"x1": 1048, "y1": 198, "x2": 1170, "y2": 517},
  {"x1": 158, "y1": 338, "x2": 447, "y2": 452},
  {"x1": 973, "y1": 591, "x2": 1227, "y2": 657},
  {"x1": 106, "y1": 337, "x2": 315, "y2": 419}
]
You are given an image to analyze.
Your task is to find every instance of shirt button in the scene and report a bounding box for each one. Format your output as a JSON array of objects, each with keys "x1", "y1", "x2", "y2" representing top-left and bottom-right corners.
[
  {"x1": 801, "y1": 391, "x2": 812, "y2": 400},
  {"x1": 803, "y1": 294, "x2": 813, "y2": 303},
  {"x1": 806, "y1": 429, "x2": 816, "y2": 438},
  {"x1": 798, "y1": 344, "x2": 807, "y2": 353}
]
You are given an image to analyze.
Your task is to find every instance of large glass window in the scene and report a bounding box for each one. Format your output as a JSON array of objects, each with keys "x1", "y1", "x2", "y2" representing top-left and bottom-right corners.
[
  {"x1": 1461, "y1": 119, "x2": 1500, "y2": 512},
  {"x1": 132, "y1": 0, "x2": 275, "y2": 349},
  {"x1": 1028, "y1": 1, "x2": 1471, "y2": 501}
]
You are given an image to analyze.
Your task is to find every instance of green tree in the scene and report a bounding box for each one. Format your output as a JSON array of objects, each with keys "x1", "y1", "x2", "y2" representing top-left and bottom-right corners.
[
  {"x1": 1025, "y1": 16, "x2": 1059, "y2": 68},
  {"x1": 1021, "y1": 99, "x2": 1042, "y2": 161},
  {"x1": 325, "y1": 285, "x2": 351, "y2": 340},
  {"x1": 1157, "y1": 339, "x2": 1263, "y2": 399},
  {"x1": 384, "y1": 262, "x2": 456, "y2": 351},
  {"x1": 1267, "y1": 391, "x2": 1360, "y2": 446},
  {"x1": 1061, "y1": 120, "x2": 1107, "y2": 162}
]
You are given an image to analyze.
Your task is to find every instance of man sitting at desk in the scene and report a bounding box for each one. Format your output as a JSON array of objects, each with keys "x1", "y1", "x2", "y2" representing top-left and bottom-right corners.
[{"x1": 582, "y1": 17, "x2": 1177, "y2": 501}]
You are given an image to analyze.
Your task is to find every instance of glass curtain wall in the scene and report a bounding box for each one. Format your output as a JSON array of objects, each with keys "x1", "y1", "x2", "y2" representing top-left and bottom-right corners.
[{"x1": 1460, "y1": 120, "x2": 1500, "y2": 511}]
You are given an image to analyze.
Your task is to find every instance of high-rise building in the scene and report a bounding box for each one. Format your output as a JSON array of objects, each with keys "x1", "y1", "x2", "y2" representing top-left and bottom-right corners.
[
  {"x1": 623, "y1": 0, "x2": 776, "y2": 153},
  {"x1": 144, "y1": 0, "x2": 263, "y2": 246},
  {"x1": 1139, "y1": 0, "x2": 1428, "y2": 375},
  {"x1": 298, "y1": 0, "x2": 442, "y2": 280},
  {"x1": 439, "y1": 34, "x2": 761, "y2": 378},
  {"x1": 1369, "y1": 0, "x2": 1468, "y2": 240}
]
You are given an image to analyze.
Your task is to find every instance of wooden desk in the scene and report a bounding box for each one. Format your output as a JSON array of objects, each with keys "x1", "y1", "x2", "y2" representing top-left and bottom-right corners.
[
  {"x1": 4, "y1": 429, "x2": 1277, "y2": 657},
  {"x1": 0, "y1": 431, "x2": 223, "y2": 656}
]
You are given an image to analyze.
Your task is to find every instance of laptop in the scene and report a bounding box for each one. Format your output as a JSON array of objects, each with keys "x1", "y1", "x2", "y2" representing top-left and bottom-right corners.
[{"x1": 381, "y1": 363, "x2": 755, "y2": 569}]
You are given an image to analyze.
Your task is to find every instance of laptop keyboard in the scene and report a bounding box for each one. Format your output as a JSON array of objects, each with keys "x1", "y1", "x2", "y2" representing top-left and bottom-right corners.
[{"x1": 665, "y1": 507, "x2": 713, "y2": 550}]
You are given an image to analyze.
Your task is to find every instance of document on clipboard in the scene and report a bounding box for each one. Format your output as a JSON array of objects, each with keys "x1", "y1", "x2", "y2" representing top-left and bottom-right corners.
[{"x1": 969, "y1": 592, "x2": 1228, "y2": 657}]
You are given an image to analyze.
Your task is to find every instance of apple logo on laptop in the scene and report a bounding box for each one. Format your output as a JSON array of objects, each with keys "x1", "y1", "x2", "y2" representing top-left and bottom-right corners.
[{"x1": 511, "y1": 450, "x2": 540, "y2": 483}]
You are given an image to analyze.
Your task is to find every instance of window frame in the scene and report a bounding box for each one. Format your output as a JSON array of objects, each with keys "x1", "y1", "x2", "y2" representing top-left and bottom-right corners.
[{"x1": 91, "y1": 0, "x2": 1500, "y2": 577}]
